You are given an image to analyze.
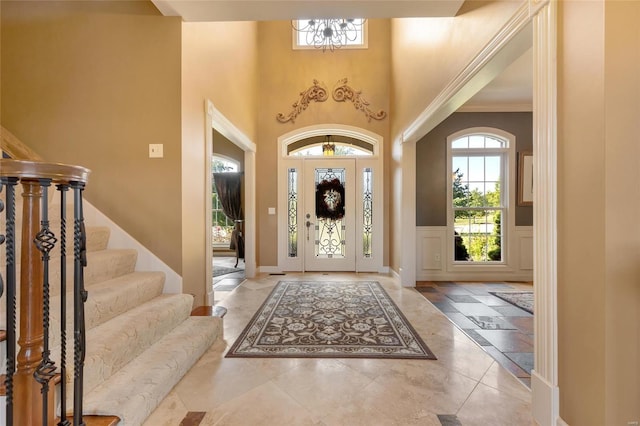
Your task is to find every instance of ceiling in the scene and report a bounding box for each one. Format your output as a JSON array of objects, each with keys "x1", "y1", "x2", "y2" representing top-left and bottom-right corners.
[
  {"x1": 151, "y1": 0, "x2": 532, "y2": 112},
  {"x1": 461, "y1": 47, "x2": 533, "y2": 112},
  {"x1": 151, "y1": 0, "x2": 466, "y2": 21}
]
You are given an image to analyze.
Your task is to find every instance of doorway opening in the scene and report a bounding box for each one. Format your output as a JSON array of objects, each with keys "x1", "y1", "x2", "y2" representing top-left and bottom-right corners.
[{"x1": 205, "y1": 100, "x2": 257, "y2": 305}]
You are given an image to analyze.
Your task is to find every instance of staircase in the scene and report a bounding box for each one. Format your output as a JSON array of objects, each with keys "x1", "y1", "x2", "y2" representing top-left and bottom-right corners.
[
  {"x1": 58, "y1": 226, "x2": 221, "y2": 425},
  {"x1": 1, "y1": 160, "x2": 223, "y2": 425}
]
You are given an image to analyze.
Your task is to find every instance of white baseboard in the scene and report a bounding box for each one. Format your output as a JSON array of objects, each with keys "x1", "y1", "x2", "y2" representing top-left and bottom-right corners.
[
  {"x1": 83, "y1": 200, "x2": 182, "y2": 294},
  {"x1": 556, "y1": 418, "x2": 569, "y2": 426},
  {"x1": 378, "y1": 266, "x2": 390, "y2": 274},
  {"x1": 389, "y1": 267, "x2": 400, "y2": 280},
  {"x1": 531, "y1": 370, "x2": 560, "y2": 426}
]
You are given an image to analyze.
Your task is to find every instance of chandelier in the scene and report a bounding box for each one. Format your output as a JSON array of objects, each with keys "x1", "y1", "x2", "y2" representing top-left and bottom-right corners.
[{"x1": 292, "y1": 19, "x2": 366, "y2": 52}]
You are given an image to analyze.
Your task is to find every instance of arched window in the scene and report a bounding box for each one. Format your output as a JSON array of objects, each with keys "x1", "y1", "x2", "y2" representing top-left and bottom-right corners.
[
  {"x1": 287, "y1": 135, "x2": 374, "y2": 157},
  {"x1": 212, "y1": 156, "x2": 239, "y2": 247},
  {"x1": 447, "y1": 131, "x2": 513, "y2": 264}
]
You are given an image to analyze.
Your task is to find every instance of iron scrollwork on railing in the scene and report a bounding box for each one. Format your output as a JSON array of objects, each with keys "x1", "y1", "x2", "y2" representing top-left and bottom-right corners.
[
  {"x1": 0, "y1": 159, "x2": 90, "y2": 426},
  {"x1": 1, "y1": 176, "x2": 19, "y2": 426},
  {"x1": 57, "y1": 182, "x2": 71, "y2": 426},
  {"x1": 72, "y1": 180, "x2": 88, "y2": 426},
  {"x1": 33, "y1": 178, "x2": 59, "y2": 423}
]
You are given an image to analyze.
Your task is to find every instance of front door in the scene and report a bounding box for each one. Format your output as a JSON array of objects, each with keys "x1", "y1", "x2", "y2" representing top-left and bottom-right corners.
[{"x1": 303, "y1": 159, "x2": 356, "y2": 271}]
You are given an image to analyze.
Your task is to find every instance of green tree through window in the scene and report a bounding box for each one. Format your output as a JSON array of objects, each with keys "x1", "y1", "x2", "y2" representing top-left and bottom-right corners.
[
  {"x1": 450, "y1": 134, "x2": 507, "y2": 262},
  {"x1": 212, "y1": 157, "x2": 238, "y2": 246}
]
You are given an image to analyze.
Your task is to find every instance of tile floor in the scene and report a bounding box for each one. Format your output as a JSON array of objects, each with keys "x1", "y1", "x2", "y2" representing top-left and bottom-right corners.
[
  {"x1": 144, "y1": 272, "x2": 534, "y2": 425},
  {"x1": 416, "y1": 281, "x2": 534, "y2": 387},
  {"x1": 213, "y1": 256, "x2": 246, "y2": 304}
]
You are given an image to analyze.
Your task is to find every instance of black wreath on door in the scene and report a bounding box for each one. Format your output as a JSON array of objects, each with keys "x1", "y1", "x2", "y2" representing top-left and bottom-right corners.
[{"x1": 315, "y1": 178, "x2": 345, "y2": 220}]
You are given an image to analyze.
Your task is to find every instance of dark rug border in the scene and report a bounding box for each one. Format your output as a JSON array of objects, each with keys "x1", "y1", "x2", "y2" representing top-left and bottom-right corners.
[
  {"x1": 489, "y1": 291, "x2": 534, "y2": 314},
  {"x1": 226, "y1": 280, "x2": 436, "y2": 360}
]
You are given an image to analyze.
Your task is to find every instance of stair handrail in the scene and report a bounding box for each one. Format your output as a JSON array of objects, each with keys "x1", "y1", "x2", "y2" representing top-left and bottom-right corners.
[
  {"x1": 1, "y1": 159, "x2": 90, "y2": 426},
  {"x1": 1, "y1": 126, "x2": 43, "y2": 161}
]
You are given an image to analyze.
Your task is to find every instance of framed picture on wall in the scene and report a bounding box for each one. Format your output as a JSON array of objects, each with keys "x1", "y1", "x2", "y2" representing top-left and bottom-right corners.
[{"x1": 518, "y1": 151, "x2": 533, "y2": 206}]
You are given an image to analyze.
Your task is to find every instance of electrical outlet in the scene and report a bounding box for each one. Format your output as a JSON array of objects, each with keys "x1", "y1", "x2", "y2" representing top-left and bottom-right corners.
[{"x1": 434, "y1": 253, "x2": 441, "y2": 262}]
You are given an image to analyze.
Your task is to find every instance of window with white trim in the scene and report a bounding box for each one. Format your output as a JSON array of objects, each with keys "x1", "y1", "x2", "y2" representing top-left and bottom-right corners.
[
  {"x1": 449, "y1": 133, "x2": 509, "y2": 263},
  {"x1": 292, "y1": 19, "x2": 368, "y2": 51}
]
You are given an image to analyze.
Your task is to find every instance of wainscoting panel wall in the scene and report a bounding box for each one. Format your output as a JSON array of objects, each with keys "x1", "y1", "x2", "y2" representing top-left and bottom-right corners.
[{"x1": 416, "y1": 226, "x2": 533, "y2": 282}]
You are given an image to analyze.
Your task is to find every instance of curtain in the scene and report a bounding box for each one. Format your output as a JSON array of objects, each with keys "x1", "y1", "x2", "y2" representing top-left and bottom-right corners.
[
  {"x1": 213, "y1": 172, "x2": 243, "y2": 222},
  {"x1": 213, "y1": 172, "x2": 243, "y2": 254}
]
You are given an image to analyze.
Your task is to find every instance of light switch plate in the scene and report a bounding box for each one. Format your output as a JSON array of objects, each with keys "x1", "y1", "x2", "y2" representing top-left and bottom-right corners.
[
  {"x1": 268, "y1": 207, "x2": 276, "y2": 215},
  {"x1": 149, "y1": 144, "x2": 163, "y2": 158}
]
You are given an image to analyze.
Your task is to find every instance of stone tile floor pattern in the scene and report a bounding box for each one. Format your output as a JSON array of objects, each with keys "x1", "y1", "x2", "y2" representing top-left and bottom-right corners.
[
  {"x1": 213, "y1": 255, "x2": 245, "y2": 304},
  {"x1": 145, "y1": 272, "x2": 534, "y2": 425},
  {"x1": 416, "y1": 281, "x2": 534, "y2": 387}
]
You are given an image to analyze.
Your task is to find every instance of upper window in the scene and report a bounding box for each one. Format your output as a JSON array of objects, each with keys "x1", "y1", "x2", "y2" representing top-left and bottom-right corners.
[
  {"x1": 448, "y1": 133, "x2": 510, "y2": 263},
  {"x1": 292, "y1": 19, "x2": 368, "y2": 51},
  {"x1": 287, "y1": 135, "x2": 374, "y2": 157},
  {"x1": 290, "y1": 143, "x2": 372, "y2": 157}
]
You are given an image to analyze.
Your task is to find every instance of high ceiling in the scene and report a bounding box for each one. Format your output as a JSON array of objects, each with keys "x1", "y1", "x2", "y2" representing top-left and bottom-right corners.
[
  {"x1": 151, "y1": 0, "x2": 532, "y2": 112},
  {"x1": 151, "y1": 0, "x2": 466, "y2": 21},
  {"x1": 462, "y1": 47, "x2": 533, "y2": 111}
]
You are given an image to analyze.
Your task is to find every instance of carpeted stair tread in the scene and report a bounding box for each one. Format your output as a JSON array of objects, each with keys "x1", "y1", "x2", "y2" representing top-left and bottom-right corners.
[
  {"x1": 84, "y1": 271, "x2": 166, "y2": 329},
  {"x1": 76, "y1": 293, "x2": 194, "y2": 395},
  {"x1": 50, "y1": 226, "x2": 110, "y2": 254},
  {"x1": 48, "y1": 271, "x2": 166, "y2": 349},
  {"x1": 82, "y1": 316, "x2": 221, "y2": 426},
  {"x1": 48, "y1": 249, "x2": 138, "y2": 294}
]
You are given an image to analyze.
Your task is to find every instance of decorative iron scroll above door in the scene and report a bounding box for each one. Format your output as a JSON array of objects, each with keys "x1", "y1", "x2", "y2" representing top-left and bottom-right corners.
[
  {"x1": 332, "y1": 78, "x2": 387, "y2": 122},
  {"x1": 276, "y1": 79, "x2": 328, "y2": 123},
  {"x1": 276, "y1": 78, "x2": 387, "y2": 123}
]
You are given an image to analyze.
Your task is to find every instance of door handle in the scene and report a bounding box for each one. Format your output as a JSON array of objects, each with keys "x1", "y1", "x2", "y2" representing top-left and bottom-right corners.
[{"x1": 306, "y1": 220, "x2": 314, "y2": 240}]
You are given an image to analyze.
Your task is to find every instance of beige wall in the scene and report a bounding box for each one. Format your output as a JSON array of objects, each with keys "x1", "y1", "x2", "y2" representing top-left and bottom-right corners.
[
  {"x1": 389, "y1": 1, "x2": 521, "y2": 141},
  {"x1": 181, "y1": 21, "x2": 258, "y2": 304},
  {"x1": 1, "y1": 1, "x2": 183, "y2": 272},
  {"x1": 603, "y1": 2, "x2": 640, "y2": 421},
  {"x1": 213, "y1": 129, "x2": 245, "y2": 170},
  {"x1": 388, "y1": 1, "x2": 521, "y2": 271},
  {"x1": 558, "y1": 0, "x2": 640, "y2": 423},
  {"x1": 256, "y1": 19, "x2": 391, "y2": 267}
]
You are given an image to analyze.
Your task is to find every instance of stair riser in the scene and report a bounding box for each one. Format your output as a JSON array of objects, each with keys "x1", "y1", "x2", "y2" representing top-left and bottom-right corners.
[
  {"x1": 63, "y1": 294, "x2": 194, "y2": 395},
  {"x1": 81, "y1": 317, "x2": 221, "y2": 426}
]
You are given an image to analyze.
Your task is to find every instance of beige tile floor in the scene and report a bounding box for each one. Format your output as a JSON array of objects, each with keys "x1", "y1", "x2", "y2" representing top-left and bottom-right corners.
[{"x1": 143, "y1": 272, "x2": 534, "y2": 426}]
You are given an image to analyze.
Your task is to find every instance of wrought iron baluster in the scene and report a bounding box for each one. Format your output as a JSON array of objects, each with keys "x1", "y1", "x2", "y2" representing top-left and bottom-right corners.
[
  {"x1": 57, "y1": 183, "x2": 71, "y2": 426},
  {"x1": 2, "y1": 176, "x2": 19, "y2": 426},
  {"x1": 33, "y1": 179, "x2": 58, "y2": 425},
  {"x1": 71, "y1": 181, "x2": 87, "y2": 426},
  {"x1": 0, "y1": 182, "x2": 5, "y2": 298}
]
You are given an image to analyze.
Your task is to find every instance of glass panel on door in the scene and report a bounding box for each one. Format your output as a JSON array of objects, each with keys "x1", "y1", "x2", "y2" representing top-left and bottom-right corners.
[
  {"x1": 304, "y1": 159, "x2": 355, "y2": 271},
  {"x1": 313, "y1": 167, "x2": 346, "y2": 259}
]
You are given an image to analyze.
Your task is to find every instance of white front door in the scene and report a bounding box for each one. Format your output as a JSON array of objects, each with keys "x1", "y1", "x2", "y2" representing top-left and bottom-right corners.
[{"x1": 303, "y1": 159, "x2": 356, "y2": 271}]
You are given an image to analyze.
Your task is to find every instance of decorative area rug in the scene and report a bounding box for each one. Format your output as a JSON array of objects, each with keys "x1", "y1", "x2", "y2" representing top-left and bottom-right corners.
[
  {"x1": 490, "y1": 291, "x2": 534, "y2": 314},
  {"x1": 213, "y1": 266, "x2": 243, "y2": 278},
  {"x1": 227, "y1": 281, "x2": 436, "y2": 359}
]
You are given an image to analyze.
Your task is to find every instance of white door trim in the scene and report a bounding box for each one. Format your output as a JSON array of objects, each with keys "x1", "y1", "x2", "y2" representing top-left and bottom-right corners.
[
  {"x1": 277, "y1": 124, "x2": 384, "y2": 273},
  {"x1": 398, "y1": 0, "x2": 559, "y2": 424},
  {"x1": 205, "y1": 100, "x2": 257, "y2": 304}
]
